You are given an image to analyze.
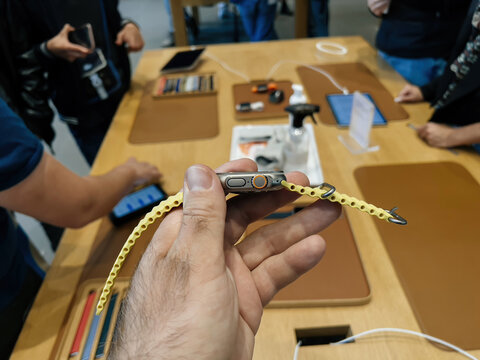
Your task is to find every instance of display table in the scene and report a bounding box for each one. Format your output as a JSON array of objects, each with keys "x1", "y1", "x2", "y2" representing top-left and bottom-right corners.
[{"x1": 11, "y1": 36, "x2": 480, "y2": 360}]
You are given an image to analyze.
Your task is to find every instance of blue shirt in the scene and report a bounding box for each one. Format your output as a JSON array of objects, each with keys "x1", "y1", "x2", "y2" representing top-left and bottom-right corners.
[{"x1": 0, "y1": 99, "x2": 43, "y2": 309}]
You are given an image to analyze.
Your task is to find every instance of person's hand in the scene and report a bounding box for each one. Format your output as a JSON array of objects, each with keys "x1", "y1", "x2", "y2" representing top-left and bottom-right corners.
[
  {"x1": 110, "y1": 159, "x2": 341, "y2": 360},
  {"x1": 417, "y1": 122, "x2": 456, "y2": 148},
  {"x1": 122, "y1": 157, "x2": 162, "y2": 187},
  {"x1": 115, "y1": 23, "x2": 144, "y2": 52},
  {"x1": 46, "y1": 24, "x2": 91, "y2": 62},
  {"x1": 395, "y1": 84, "x2": 424, "y2": 103},
  {"x1": 368, "y1": 0, "x2": 390, "y2": 16}
]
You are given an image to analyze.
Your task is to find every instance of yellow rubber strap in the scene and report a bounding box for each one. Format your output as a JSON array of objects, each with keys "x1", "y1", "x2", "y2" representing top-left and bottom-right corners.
[
  {"x1": 96, "y1": 192, "x2": 183, "y2": 314},
  {"x1": 96, "y1": 181, "x2": 403, "y2": 314},
  {"x1": 281, "y1": 181, "x2": 393, "y2": 223}
]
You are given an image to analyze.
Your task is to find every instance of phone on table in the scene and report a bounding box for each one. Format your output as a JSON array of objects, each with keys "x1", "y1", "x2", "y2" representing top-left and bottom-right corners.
[
  {"x1": 326, "y1": 93, "x2": 387, "y2": 127},
  {"x1": 160, "y1": 48, "x2": 205, "y2": 74},
  {"x1": 68, "y1": 23, "x2": 95, "y2": 50},
  {"x1": 109, "y1": 184, "x2": 168, "y2": 226}
]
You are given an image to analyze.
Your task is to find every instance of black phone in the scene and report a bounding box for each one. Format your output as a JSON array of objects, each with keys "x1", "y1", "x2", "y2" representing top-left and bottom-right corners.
[
  {"x1": 68, "y1": 23, "x2": 95, "y2": 50},
  {"x1": 109, "y1": 184, "x2": 168, "y2": 226},
  {"x1": 160, "y1": 48, "x2": 205, "y2": 74}
]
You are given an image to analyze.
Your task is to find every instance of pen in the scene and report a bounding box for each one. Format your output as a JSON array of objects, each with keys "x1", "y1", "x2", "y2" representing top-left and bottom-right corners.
[
  {"x1": 407, "y1": 123, "x2": 459, "y2": 156},
  {"x1": 70, "y1": 291, "x2": 96, "y2": 357}
]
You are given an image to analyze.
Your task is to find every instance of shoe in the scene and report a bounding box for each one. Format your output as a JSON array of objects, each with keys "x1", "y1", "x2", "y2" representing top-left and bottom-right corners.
[
  {"x1": 161, "y1": 32, "x2": 175, "y2": 47},
  {"x1": 280, "y1": 0, "x2": 293, "y2": 15}
]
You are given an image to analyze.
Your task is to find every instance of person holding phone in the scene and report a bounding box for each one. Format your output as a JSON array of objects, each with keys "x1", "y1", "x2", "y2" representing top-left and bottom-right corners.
[
  {"x1": 0, "y1": 98, "x2": 161, "y2": 359},
  {"x1": 109, "y1": 159, "x2": 341, "y2": 360},
  {"x1": 7, "y1": 0, "x2": 145, "y2": 165}
]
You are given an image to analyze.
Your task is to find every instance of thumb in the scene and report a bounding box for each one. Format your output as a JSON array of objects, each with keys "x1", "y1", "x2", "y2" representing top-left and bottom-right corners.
[
  {"x1": 395, "y1": 89, "x2": 410, "y2": 102},
  {"x1": 176, "y1": 165, "x2": 226, "y2": 265},
  {"x1": 115, "y1": 30, "x2": 124, "y2": 46}
]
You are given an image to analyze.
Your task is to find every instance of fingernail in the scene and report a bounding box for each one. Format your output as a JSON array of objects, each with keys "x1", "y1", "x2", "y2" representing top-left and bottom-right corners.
[
  {"x1": 186, "y1": 165, "x2": 213, "y2": 192},
  {"x1": 394, "y1": 97, "x2": 401, "y2": 103}
]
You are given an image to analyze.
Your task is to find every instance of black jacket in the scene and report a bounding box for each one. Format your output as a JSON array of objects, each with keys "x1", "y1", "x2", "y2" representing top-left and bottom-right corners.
[
  {"x1": 420, "y1": 0, "x2": 480, "y2": 126},
  {"x1": 375, "y1": 0, "x2": 472, "y2": 59},
  {"x1": 8, "y1": 0, "x2": 131, "y2": 131},
  {"x1": 0, "y1": 0, "x2": 55, "y2": 145}
]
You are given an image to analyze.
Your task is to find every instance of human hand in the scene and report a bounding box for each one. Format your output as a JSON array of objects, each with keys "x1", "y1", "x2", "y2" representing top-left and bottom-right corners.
[
  {"x1": 110, "y1": 159, "x2": 341, "y2": 360},
  {"x1": 368, "y1": 0, "x2": 390, "y2": 16},
  {"x1": 46, "y1": 24, "x2": 91, "y2": 62},
  {"x1": 122, "y1": 157, "x2": 162, "y2": 187},
  {"x1": 394, "y1": 84, "x2": 424, "y2": 103},
  {"x1": 417, "y1": 122, "x2": 456, "y2": 148},
  {"x1": 115, "y1": 23, "x2": 144, "y2": 52}
]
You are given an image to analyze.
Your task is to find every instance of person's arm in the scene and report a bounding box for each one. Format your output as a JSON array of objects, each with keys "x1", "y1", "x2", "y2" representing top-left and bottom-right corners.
[
  {"x1": 417, "y1": 122, "x2": 480, "y2": 148},
  {"x1": 0, "y1": 152, "x2": 161, "y2": 228},
  {"x1": 109, "y1": 159, "x2": 341, "y2": 360}
]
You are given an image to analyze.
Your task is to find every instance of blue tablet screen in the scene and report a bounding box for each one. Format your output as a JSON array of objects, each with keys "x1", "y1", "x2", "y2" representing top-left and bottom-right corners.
[{"x1": 326, "y1": 93, "x2": 387, "y2": 127}]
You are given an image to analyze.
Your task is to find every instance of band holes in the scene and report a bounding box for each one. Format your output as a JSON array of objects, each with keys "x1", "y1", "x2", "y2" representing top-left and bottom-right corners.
[
  {"x1": 331, "y1": 196, "x2": 336, "y2": 200},
  {"x1": 350, "y1": 202, "x2": 355, "y2": 206},
  {"x1": 165, "y1": 206, "x2": 170, "y2": 211},
  {"x1": 370, "y1": 209, "x2": 375, "y2": 214},
  {"x1": 114, "y1": 264, "x2": 120, "y2": 269},
  {"x1": 300, "y1": 188, "x2": 305, "y2": 193},
  {"x1": 174, "y1": 201, "x2": 179, "y2": 205},
  {"x1": 360, "y1": 205, "x2": 365, "y2": 210},
  {"x1": 128, "y1": 239, "x2": 134, "y2": 244},
  {"x1": 290, "y1": 185, "x2": 295, "y2": 190},
  {"x1": 379, "y1": 214, "x2": 384, "y2": 218},
  {"x1": 119, "y1": 255, "x2": 125, "y2": 261},
  {"x1": 310, "y1": 191, "x2": 315, "y2": 196},
  {"x1": 134, "y1": 232, "x2": 140, "y2": 237},
  {"x1": 156, "y1": 211, "x2": 161, "y2": 216},
  {"x1": 340, "y1": 199, "x2": 346, "y2": 203},
  {"x1": 107, "y1": 280, "x2": 113, "y2": 285},
  {"x1": 141, "y1": 224, "x2": 146, "y2": 229}
]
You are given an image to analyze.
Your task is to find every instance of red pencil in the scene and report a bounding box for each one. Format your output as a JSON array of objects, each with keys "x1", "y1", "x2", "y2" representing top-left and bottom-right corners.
[{"x1": 70, "y1": 291, "x2": 96, "y2": 357}]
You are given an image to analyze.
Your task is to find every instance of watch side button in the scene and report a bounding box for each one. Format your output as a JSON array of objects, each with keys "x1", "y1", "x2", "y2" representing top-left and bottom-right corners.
[{"x1": 227, "y1": 178, "x2": 247, "y2": 187}]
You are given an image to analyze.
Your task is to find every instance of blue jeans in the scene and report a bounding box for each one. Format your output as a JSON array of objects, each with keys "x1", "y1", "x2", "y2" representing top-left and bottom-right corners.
[
  {"x1": 309, "y1": 0, "x2": 329, "y2": 37},
  {"x1": 235, "y1": 0, "x2": 278, "y2": 41},
  {"x1": 379, "y1": 51, "x2": 447, "y2": 87}
]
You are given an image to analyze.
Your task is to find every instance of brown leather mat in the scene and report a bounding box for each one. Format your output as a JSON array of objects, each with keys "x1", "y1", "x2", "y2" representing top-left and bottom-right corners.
[
  {"x1": 247, "y1": 209, "x2": 371, "y2": 307},
  {"x1": 296, "y1": 63, "x2": 409, "y2": 125},
  {"x1": 232, "y1": 80, "x2": 293, "y2": 120},
  {"x1": 354, "y1": 162, "x2": 480, "y2": 350},
  {"x1": 129, "y1": 80, "x2": 219, "y2": 144}
]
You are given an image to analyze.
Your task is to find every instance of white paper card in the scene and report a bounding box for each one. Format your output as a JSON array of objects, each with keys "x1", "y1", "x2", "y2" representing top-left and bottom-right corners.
[{"x1": 349, "y1": 92, "x2": 375, "y2": 149}]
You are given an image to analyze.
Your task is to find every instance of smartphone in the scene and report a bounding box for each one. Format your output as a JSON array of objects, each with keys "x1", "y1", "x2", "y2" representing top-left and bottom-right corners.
[
  {"x1": 79, "y1": 48, "x2": 107, "y2": 78},
  {"x1": 68, "y1": 23, "x2": 95, "y2": 50},
  {"x1": 326, "y1": 93, "x2": 387, "y2": 127},
  {"x1": 160, "y1": 48, "x2": 205, "y2": 74},
  {"x1": 109, "y1": 184, "x2": 168, "y2": 226}
]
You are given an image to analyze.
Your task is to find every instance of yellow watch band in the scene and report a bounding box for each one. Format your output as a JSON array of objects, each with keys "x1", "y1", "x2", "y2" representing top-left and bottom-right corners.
[{"x1": 96, "y1": 181, "x2": 405, "y2": 314}]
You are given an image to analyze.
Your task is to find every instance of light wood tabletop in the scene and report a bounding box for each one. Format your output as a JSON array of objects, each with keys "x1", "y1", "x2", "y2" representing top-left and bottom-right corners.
[{"x1": 11, "y1": 36, "x2": 480, "y2": 360}]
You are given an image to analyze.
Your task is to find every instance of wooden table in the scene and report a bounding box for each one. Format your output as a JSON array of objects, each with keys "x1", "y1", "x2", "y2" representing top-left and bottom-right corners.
[{"x1": 11, "y1": 36, "x2": 480, "y2": 360}]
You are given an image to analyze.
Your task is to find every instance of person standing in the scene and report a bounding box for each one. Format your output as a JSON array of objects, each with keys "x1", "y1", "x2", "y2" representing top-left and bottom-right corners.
[
  {"x1": 8, "y1": 0, "x2": 145, "y2": 165},
  {"x1": 370, "y1": 0, "x2": 472, "y2": 86}
]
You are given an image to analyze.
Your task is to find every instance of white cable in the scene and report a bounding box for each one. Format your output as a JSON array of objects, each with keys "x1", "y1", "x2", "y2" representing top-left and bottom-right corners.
[
  {"x1": 332, "y1": 328, "x2": 479, "y2": 360},
  {"x1": 316, "y1": 41, "x2": 348, "y2": 55},
  {"x1": 293, "y1": 340, "x2": 302, "y2": 360},
  {"x1": 204, "y1": 52, "x2": 251, "y2": 83},
  {"x1": 205, "y1": 52, "x2": 348, "y2": 95},
  {"x1": 265, "y1": 60, "x2": 349, "y2": 95}
]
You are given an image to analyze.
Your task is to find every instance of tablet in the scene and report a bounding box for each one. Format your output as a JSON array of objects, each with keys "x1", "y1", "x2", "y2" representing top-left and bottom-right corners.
[
  {"x1": 160, "y1": 48, "x2": 205, "y2": 74},
  {"x1": 326, "y1": 93, "x2": 387, "y2": 127}
]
